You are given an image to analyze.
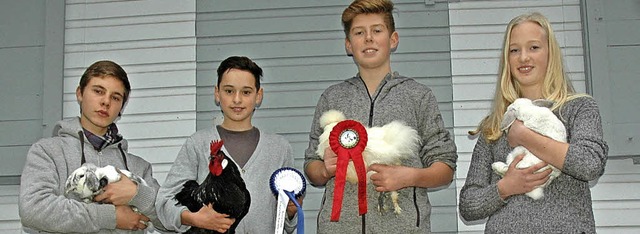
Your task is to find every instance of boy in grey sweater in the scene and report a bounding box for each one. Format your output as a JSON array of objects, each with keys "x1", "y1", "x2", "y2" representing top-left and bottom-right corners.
[
  {"x1": 156, "y1": 56, "x2": 301, "y2": 233},
  {"x1": 19, "y1": 60, "x2": 165, "y2": 233},
  {"x1": 304, "y1": 0, "x2": 457, "y2": 233}
]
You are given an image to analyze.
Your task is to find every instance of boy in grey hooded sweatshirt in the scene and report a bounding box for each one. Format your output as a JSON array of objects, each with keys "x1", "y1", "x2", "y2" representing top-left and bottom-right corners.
[
  {"x1": 19, "y1": 60, "x2": 166, "y2": 233},
  {"x1": 304, "y1": 0, "x2": 457, "y2": 233}
]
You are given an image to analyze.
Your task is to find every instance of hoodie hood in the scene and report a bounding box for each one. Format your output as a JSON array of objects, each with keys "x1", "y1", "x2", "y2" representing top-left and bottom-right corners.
[
  {"x1": 53, "y1": 117, "x2": 83, "y2": 139},
  {"x1": 52, "y1": 117, "x2": 129, "y2": 151}
]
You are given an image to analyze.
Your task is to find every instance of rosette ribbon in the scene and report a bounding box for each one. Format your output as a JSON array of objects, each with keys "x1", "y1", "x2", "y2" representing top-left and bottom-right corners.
[
  {"x1": 270, "y1": 167, "x2": 306, "y2": 234},
  {"x1": 328, "y1": 120, "x2": 368, "y2": 222}
]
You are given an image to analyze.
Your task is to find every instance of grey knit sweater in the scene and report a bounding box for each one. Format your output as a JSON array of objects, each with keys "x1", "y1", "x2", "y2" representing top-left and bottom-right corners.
[
  {"x1": 19, "y1": 118, "x2": 164, "y2": 233},
  {"x1": 304, "y1": 72, "x2": 458, "y2": 233},
  {"x1": 155, "y1": 126, "x2": 297, "y2": 233},
  {"x1": 459, "y1": 96, "x2": 608, "y2": 233}
]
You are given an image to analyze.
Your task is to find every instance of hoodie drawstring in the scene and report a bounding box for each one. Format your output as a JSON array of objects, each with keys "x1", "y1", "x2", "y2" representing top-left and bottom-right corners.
[
  {"x1": 79, "y1": 131, "x2": 86, "y2": 165},
  {"x1": 118, "y1": 143, "x2": 129, "y2": 171}
]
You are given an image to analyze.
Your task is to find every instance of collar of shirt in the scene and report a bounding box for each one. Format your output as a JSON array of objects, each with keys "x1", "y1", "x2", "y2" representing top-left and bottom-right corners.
[{"x1": 82, "y1": 123, "x2": 122, "y2": 150}]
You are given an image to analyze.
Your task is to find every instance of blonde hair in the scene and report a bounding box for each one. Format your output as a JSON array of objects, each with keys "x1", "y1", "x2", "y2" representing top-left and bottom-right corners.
[
  {"x1": 341, "y1": 0, "x2": 395, "y2": 38},
  {"x1": 471, "y1": 12, "x2": 581, "y2": 141}
]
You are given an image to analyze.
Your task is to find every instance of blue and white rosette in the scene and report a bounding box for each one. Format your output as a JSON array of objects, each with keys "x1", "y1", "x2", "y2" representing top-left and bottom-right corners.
[{"x1": 269, "y1": 167, "x2": 306, "y2": 234}]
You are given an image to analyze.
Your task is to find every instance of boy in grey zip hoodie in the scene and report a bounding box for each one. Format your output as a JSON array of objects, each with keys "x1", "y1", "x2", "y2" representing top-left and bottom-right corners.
[
  {"x1": 304, "y1": 0, "x2": 457, "y2": 233},
  {"x1": 19, "y1": 60, "x2": 166, "y2": 233}
]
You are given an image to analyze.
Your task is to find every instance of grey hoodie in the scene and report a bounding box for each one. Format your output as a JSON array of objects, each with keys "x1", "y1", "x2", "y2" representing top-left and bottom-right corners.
[
  {"x1": 304, "y1": 72, "x2": 458, "y2": 233},
  {"x1": 19, "y1": 117, "x2": 165, "y2": 233}
]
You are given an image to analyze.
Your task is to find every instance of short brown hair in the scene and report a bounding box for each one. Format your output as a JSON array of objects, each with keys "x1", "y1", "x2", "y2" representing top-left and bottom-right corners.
[
  {"x1": 341, "y1": 0, "x2": 395, "y2": 38},
  {"x1": 79, "y1": 60, "x2": 131, "y2": 105}
]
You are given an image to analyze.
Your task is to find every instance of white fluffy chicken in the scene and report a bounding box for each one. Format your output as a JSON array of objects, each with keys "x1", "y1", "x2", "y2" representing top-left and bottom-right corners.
[
  {"x1": 492, "y1": 98, "x2": 566, "y2": 200},
  {"x1": 316, "y1": 110, "x2": 421, "y2": 214}
]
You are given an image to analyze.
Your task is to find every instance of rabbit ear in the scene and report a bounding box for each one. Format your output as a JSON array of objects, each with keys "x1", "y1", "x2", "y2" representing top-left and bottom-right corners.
[
  {"x1": 501, "y1": 109, "x2": 517, "y2": 131},
  {"x1": 532, "y1": 99, "x2": 554, "y2": 108}
]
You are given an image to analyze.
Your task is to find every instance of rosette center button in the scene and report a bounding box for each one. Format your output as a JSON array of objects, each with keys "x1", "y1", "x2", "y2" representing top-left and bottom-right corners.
[{"x1": 339, "y1": 129, "x2": 359, "y2": 149}]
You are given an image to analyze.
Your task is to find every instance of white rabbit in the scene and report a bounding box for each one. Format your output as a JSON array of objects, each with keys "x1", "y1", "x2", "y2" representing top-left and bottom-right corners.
[
  {"x1": 65, "y1": 163, "x2": 147, "y2": 203},
  {"x1": 491, "y1": 98, "x2": 566, "y2": 200}
]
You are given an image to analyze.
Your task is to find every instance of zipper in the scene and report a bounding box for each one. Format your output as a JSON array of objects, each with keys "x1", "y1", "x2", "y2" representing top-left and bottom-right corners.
[
  {"x1": 357, "y1": 76, "x2": 388, "y2": 233},
  {"x1": 360, "y1": 78, "x2": 387, "y2": 127}
]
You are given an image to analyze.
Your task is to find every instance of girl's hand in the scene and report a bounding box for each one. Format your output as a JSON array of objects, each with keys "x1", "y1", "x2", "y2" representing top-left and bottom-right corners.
[{"x1": 497, "y1": 154, "x2": 552, "y2": 199}]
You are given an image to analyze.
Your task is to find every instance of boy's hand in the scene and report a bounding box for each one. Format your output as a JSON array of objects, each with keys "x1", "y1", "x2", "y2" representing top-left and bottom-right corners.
[
  {"x1": 115, "y1": 205, "x2": 149, "y2": 231},
  {"x1": 287, "y1": 196, "x2": 304, "y2": 219},
  {"x1": 183, "y1": 203, "x2": 235, "y2": 233},
  {"x1": 368, "y1": 164, "x2": 415, "y2": 192},
  {"x1": 94, "y1": 172, "x2": 137, "y2": 205},
  {"x1": 323, "y1": 148, "x2": 338, "y2": 179}
]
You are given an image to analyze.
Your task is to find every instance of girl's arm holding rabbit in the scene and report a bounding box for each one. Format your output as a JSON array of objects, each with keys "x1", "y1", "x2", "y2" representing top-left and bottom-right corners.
[{"x1": 506, "y1": 120, "x2": 569, "y2": 170}]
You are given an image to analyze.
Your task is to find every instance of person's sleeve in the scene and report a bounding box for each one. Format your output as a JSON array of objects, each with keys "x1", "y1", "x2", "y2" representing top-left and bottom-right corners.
[
  {"x1": 303, "y1": 94, "x2": 329, "y2": 171},
  {"x1": 155, "y1": 137, "x2": 200, "y2": 232},
  {"x1": 283, "y1": 212, "x2": 298, "y2": 234},
  {"x1": 561, "y1": 97, "x2": 608, "y2": 181},
  {"x1": 418, "y1": 91, "x2": 457, "y2": 170},
  {"x1": 128, "y1": 159, "x2": 169, "y2": 232},
  {"x1": 283, "y1": 139, "x2": 294, "y2": 168},
  {"x1": 458, "y1": 137, "x2": 507, "y2": 221},
  {"x1": 19, "y1": 142, "x2": 116, "y2": 232}
]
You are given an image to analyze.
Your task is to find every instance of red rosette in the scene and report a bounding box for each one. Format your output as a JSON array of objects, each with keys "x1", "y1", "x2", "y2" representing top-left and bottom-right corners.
[{"x1": 328, "y1": 119, "x2": 368, "y2": 222}]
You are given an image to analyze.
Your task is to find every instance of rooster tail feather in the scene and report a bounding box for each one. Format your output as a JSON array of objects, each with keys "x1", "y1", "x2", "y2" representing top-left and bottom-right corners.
[{"x1": 175, "y1": 180, "x2": 202, "y2": 212}]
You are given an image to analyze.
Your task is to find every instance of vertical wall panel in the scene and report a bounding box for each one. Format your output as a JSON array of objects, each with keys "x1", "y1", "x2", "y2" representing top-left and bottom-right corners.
[
  {"x1": 63, "y1": 0, "x2": 197, "y2": 185},
  {"x1": 1, "y1": 1, "x2": 64, "y2": 231}
]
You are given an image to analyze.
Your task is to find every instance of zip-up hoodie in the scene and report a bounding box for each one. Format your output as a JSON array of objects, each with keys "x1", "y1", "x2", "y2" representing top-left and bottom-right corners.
[
  {"x1": 19, "y1": 117, "x2": 165, "y2": 233},
  {"x1": 304, "y1": 72, "x2": 458, "y2": 233}
]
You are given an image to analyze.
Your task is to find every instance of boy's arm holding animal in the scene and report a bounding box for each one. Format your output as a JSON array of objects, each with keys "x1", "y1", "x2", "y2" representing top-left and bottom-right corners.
[
  {"x1": 368, "y1": 162, "x2": 454, "y2": 192},
  {"x1": 19, "y1": 142, "x2": 117, "y2": 232},
  {"x1": 305, "y1": 148, "x2": 337, "y2": 186},
  {"x1": 180, "y1": 203, "x2": 235, "y2": 232},
  {"x1": 93, "y1": 158, "x2": 167, "y2": 231},
  {"x1": 156, "y1": 137, "x2": 202, "y2": 232},
  {"x1": 94, "y1": 174, "x2": 137, "y2": 205},
  {"x1": 413, "y1": 90, "x2": 458, "y2": 188},
  {"x1": 95, "y1": 175, "x2": 150, "y2": 231},
  {"x1": 115, "y1": 205, "x2": 149, "y2": 230}
]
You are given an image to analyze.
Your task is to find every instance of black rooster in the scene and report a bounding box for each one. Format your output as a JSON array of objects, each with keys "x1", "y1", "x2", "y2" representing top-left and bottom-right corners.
[{"x1": 175, "y1": 140, "x2": 251, "y2": 234}]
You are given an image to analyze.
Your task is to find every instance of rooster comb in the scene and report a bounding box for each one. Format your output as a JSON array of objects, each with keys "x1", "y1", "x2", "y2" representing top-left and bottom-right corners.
[{"x1": 210, "y1": 140, "x2": 224, "y2": 156}]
